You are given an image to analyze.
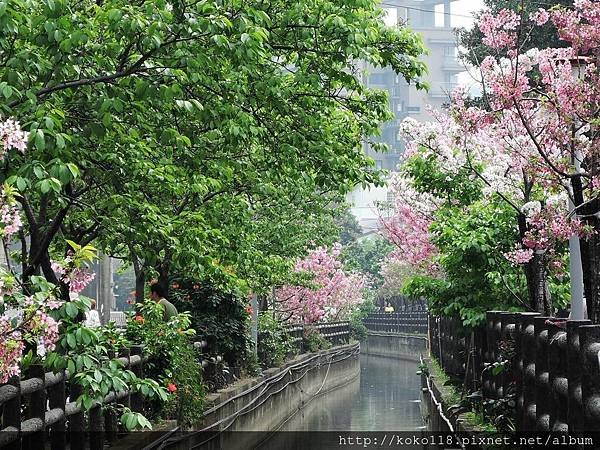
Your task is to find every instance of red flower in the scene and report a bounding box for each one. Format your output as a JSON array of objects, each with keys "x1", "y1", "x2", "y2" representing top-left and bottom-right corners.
[
  {"x1": 245, "y1": 305, "x2": 253, "y2": 315},
  {"x1": 167, "y1": 383, "x2": 177, "y2": 393},
  {"x1": 134, "y1": 315, "x2": 144, "y2": 324}
]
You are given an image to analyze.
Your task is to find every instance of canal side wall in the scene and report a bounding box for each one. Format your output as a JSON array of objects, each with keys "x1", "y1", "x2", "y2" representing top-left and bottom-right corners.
[
  {"x1": 174, "y1": 342, "x2": 360, "y2": 450},
  {"x1": 420, "y1": 356, "x2": 488, "y2": 448},
  {"x1": 361, "y1": 331, "x2": 427, "y2": 360}
]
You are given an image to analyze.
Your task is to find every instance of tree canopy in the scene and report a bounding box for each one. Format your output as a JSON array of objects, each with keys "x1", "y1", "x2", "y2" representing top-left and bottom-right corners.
[{"x1": 0, "y1": 0, "x2": 427, "y2": 296}]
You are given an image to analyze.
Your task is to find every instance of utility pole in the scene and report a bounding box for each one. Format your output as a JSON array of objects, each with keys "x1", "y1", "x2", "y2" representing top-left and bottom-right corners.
[
  {"x1": 250, "y1": 293, "x2": 258, "y2": 356},
  {"x1": 97, "y1": 254, "x2": 114, "y2": 325}
]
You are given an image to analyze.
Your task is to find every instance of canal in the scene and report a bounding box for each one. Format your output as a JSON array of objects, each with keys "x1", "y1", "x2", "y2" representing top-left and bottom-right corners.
[{"x1": 259, "y1": 354, "x2": 423, "y2": 449}]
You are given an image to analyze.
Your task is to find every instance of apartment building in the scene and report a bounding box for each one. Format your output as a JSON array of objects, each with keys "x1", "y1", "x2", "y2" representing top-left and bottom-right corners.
[{"x1": 347, "y1": 0, "x2": 465, "y2": 232}]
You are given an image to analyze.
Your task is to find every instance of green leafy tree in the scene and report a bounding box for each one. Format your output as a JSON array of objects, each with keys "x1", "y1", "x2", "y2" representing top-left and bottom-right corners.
[
  {"x1": 0, "y1": 0, "x2": 427, "y2": 301},
  {"x1": 342, "y1": 236, "x2": 393, "y2": 288}
]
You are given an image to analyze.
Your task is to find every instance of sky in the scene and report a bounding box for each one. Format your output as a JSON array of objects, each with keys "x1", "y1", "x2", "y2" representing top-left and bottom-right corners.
[{"x1": 451, "y1": 0, "x2": 484, "y2": 28}]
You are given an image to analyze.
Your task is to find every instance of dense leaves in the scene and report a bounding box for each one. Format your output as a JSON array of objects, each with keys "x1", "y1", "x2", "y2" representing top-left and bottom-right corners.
[{"x1": 0, "y1": 0, "x2": 427, "y2": 299}]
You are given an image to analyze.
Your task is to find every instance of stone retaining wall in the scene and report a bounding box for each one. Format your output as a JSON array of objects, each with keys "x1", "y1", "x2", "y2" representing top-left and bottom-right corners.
[{"x1": 361, "y1": 331, "x2": 427, "y2": 360}]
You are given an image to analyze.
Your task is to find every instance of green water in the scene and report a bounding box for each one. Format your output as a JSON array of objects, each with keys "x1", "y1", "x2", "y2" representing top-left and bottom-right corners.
[{"x1": 278, "y1": 354, "x2": 423, "y2": 431}]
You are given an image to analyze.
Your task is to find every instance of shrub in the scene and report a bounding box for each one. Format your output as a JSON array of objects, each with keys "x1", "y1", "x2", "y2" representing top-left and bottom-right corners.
[
  {"x1": 126, "y1": 301, "x2": 205, "y2": 426},
  {"x1": 168, "y1": 279, "x2": 251, "y2": 374},
  {"x1": 257, "y1": 313, "x2": 294, "y2": 368},
  {"x1": 349, "y1": 299, "x2": 376, "y2": 341},
  {"x1": 303, "y1": 327, "x2": 331, "y2": 352}
]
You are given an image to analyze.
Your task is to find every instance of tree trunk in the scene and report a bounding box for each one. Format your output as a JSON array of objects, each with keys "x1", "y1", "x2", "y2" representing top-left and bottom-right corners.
[
  {"x1": 155, "y1": 260, "x2": 170, "y2": 299},
  {"x1": 530, "y1": 250, "x2": 552, "y2": 315},
  {"x1": 571, "y1": 172, "x2": 594, "y2": 316},
  {"x1": 587, "y1": 231, "x2": 600, "y2": 323},
  {"x1": 518, "y1": 213, "x2": 551, "y2": 314},
  {"x1": 133, "y1": 263, "x2": 145, "y2": 304}
]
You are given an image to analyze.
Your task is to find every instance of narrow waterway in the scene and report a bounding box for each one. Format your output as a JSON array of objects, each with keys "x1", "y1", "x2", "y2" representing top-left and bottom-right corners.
[
  {"x1": 258, "y1": 354, "x2": 423, "y2": 449},
  {"x1": 281, "y1": 354, "x2": 423, "y2": 431}
]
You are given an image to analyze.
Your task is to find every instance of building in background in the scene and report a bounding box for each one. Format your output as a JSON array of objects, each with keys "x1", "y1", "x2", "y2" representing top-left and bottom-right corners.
[{"x1": 347, "y1": 0, "x2": 464, "y2": 233}]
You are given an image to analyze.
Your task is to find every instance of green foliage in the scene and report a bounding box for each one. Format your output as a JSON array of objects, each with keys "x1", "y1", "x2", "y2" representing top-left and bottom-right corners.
[
  {"x1": 404, "y1": 153, "x2": 483, "y2": 205},
  {"x1": 45, "y1": 301, "x2": 167, "y2": 430},
  {"x1": 125, "y1": 301, "x2": 205, "y2": 426},
  {"x1": 399, "y1": 152, "x2": 531, "y2": 327},
  {"x1": 335, "y1": 207, "x2": 363, "y2": 245},
  {"x1": 160, "y1": 341, "x2": 206, "y2": 428},
  {"x1": 349, "y1": 299, "x2": 376, "y2": 341},
  {"x1": 403, "y1": 199, "x2": 526, "y2": 327},
  {"x1": 303, "y1": 327, "x2": 331, "y2": 353},
  {"x1": 0, "y1": 0, "x2": 429, "y2": 429},
  {"x1": 257, "y1": 313, "x2": 294, "y2": 368},
  {"x1": 342, "y1": 237, "x2": 393, "y2": 289},
  {"x1": 168, "y1": 278, "x2": 251, "y2": 371},
  {"x1": 0, "y1": 0, "x2": 428, "y2": 300}
]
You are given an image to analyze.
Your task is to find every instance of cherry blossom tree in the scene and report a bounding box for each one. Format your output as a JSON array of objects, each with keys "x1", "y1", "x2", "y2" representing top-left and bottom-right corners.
[
  {"x1": 467, "y1": 0, "x2": 600, "y2": 319},
  {"x1": 0, "y1": 117, "x2": 96, "y2": 383},
  {"x1": 383, "y1": 1, "x2": 600, "y2": 317},
  {"x1": 275, "y1": 244, "x2": 367, "y2": 323}
]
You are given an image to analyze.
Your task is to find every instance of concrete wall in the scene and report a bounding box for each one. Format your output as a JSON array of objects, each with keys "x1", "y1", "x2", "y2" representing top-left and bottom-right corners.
[
  {"x1": 174, "y1": 343, "x2": 360, "y2": 450},
  {"x1": 361, "y1": 331, "x2": 427, "y2": 360}
]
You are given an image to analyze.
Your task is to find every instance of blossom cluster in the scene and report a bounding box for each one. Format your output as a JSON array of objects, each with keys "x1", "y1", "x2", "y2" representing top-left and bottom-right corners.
[
  {"x1": 550, "y1": 0, "x2": 600, "y2": 53},
  {"x1": 504, "y1": 247, "x2": 534, "y2": 265},
  {"x1": 51, "y1": 260, "x2": 96, "y2": 294},
  {"x1": 478, "y1": 9, "x2": 520, "y2": 49},
  {"x1": 0, "y1": 318, "x2": 24, "y2": 383},
  {"x1": 276, "y1": 244, "x2": 366, "y2": 323},
  {"x1": 0, "y1": 117, "x2": 28, "y2": 158},
  {"x1": 0, "y1": 290, "x2": 62, "y2": 383}
]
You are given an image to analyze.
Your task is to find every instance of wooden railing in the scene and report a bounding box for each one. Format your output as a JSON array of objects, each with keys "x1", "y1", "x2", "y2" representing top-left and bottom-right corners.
[
  {"x1": 313, "y1": 321, "x2": 351, "y2": 346},
  {"x1": 0, "y1": 346, "x2": 146, "y2": 450}
]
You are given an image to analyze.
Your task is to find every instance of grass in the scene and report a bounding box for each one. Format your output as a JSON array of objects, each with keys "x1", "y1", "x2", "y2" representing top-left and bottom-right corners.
[{"x1": 423, "y1": 357, "x2": 497, "y2": 433}]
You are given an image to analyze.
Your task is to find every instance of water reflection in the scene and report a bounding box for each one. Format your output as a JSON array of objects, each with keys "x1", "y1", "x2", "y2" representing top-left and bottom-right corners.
[{"x1": 279, "y1": 354, "x2": 422, "y2": 431}]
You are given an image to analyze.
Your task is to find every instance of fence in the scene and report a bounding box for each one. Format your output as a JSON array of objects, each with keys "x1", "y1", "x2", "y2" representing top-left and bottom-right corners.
[
  {"x1": 431, "y1": 311, "x2": 600, "y2": 433},
  {"x1": 379, "y1": 296, "x2": 427, "y2": 311},
  {"x1": 258, "y1": 321, "x2": 350, "y2": 356},
  {"x1": 0, "y1": 346, "x2": 146, "y2": 450},
  {"x1": 364, "y1": 312, "x2": 428, "y2": 334}
]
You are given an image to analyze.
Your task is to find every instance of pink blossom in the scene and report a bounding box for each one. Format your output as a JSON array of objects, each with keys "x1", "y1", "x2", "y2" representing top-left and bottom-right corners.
[
  {"x1": 0, "y1": 203, "x2": 22, "y2": 238},
  {"x1": 504, "y1": 248, "x2": 534, "y2": 265},
  {"x1": 529, "y1": 8, "x2": 549, "y2": 26},
  {"x1": 0, "y1": 117, "x2": 28, "y2": 157},
  {"x1": 67, "y1": 269, "x2": 95, "y2": 294},
  {"x1": 478, "y1": 9, "x2": 520, "y2": 49},
  {"x1": 0, "y1": 318, "x2": 24, "y2": 383},
  {"x1": 276, "y1": 244, "x2": 366, "y2": 323},
  {"x1": 550, "y1": 1, "x2": 600, "y2": 53},
  {"x1": 50, "y1": 260, "x2": 95, "y2": 293}
]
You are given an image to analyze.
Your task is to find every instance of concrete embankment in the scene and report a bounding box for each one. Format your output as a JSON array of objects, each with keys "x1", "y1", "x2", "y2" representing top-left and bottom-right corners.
[
  {"x1": 162, "y1": 342, "x2": 360, "y2": 450},
  {"x1": 361, "y1": 331, "x2": 427, "y2": 360}
]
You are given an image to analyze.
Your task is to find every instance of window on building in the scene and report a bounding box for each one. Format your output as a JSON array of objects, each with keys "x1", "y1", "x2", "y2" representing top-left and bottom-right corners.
[
  {"x1": 369, "y1": 73, "x2": 389, "y2": 85},
  {"x1": 406, "y1": 106, "x2": 421, "y2": 114},
  {"x1": 435, "y1": 3, "x2": 445, "y2": 27},
  {"x1": 444, "y1": 46, "x2": 457, "y2": 56}
]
